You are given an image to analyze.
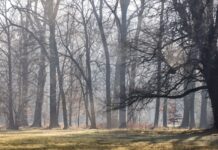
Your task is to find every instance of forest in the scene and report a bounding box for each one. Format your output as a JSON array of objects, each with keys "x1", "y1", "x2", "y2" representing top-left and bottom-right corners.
[{"x1": 0, "y1": 0, "x2": 218, "y2": 149}]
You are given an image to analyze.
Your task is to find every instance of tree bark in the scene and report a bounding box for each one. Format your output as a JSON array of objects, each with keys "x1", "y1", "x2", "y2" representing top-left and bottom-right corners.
[
  {"x1": 112, "y1": 60, "x2": 120, "y2": 128},
  {"x1": 163, "y1": 98, "x2": 168, "y2": 127},
  {"x1": 81, "y1": 5, "x2": 96, "y2": 128},
  {"x1": 56, "y1": 57, "x2": 68, "y2": 129},
  {"x1": 32, "y1": 47, "x2": 46, "y2": 127},
  {"x1": 7, "y1": 27, "x2": 16, "y2": 130},
  {"x1": 46, "y1": 0, "x2": 61, "y2": 128},
  {"x1": 48, "y1": 23, "x2": 59, "y2": 128},
  {"x1": 204, "y1": 60, "x2": 218, "y2": 129},
  {"x1": 31, "y1": 0, "x2": 47, "y2": 128},
  {"x1": 118, "y1": 0, "x2": 130, "y2": 129},
  {"x1": 180, "y1": 96, "x2": 189, "y2": 128},
  {"x1": 172, "y1": 0, "x2": 218, "y2": 129},
  {"x1": 90, "y1": 0, "x2": 111, "y2": 128},
  {"x1": 200, "y1": 90, "x2": 208, "y2": 128},
  {"x1": 18, "y1": 4, "x2": 30, "y2": 126},
  {"x1": 154, "y1": 0, "x2": 165, "y2": 128},
  {"x1": 181, "y1": 80, "x2": 196, "y2": 128},
  {"x1": 128, "y1": 0, "x2": 145, "y2": 125}
]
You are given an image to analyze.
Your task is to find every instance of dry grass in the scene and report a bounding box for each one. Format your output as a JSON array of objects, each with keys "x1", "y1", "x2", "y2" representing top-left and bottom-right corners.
[{"x1": 0, "y1": 128, "x2": 217, "y2": 149}]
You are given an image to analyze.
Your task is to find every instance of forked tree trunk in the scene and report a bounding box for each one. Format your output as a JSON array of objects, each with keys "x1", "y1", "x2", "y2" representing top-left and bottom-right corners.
[
  {"x1": 81, "y1": 5, "x2": 96, "y2": 128},
  {"x1": 90, "y1": 0, "x2": 112, "y2": 129},
  {"x1": 32, "y1": 0, "x2": 47, "y2": 128},
  {"x1": 46, "y1": 0, "x2": 61, "y2": 128}
]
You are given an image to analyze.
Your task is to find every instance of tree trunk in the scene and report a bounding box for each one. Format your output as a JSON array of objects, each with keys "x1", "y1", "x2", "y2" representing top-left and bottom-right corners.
[
  {"x1": 49, "y1": 23, "x2": 59, "y2": 128},
  {"x1": 118, "y1": 0, "x2": 130, "y2": 129},
  {"x1": 90, "y1": 0, "x2": 112, "y2": 129},
  {"x1": 18, "y1": 7, "x2": 30, "y2": 126},
  {"x1": 180, "y1": 80, "x2": 196, "y2": 128},
  {"x1": 32, "y1": 48, "x2": 46, "y2": 127},
  {"x1": 31, "y1": 0, "x2": 47, "y2": 128},
  {"x1": 85, "y1": 85, "x2": 90, "y2": 128},
  {"x1": 180, "y1": 97, "x2": 190, "y2": 128},
  {"x1": 68, "y1": 67, "x2": 73, "y2": 127},
  {"x1": 7, "y1": 28, "x2": 16, "y2": 130},
  {"x1": 56, "y1": 60, "x2": 68, "y2": 129},
  {"x1": 189, "y1": 93, "x2": 196, "y2": 129},
  {"x1": 46, "y1": 0, "x2": 61, "y2": 128},
  {"x1": 163, "y1": 98, "x2": 168, "y2": 127},
  {"x1": 204, "y1": 61, "x2": 218, "y2": 129},
  {"x1": 200, "y1": 90, "x2": 208, "y2": 128},
  {"x1": 128, "y1": 0, "x2": 145, "y2": 125},
  {"x1": 154, "y1": 0, "x2": 165, "y2": 128},
  {"x1": 112, "y1": 60, "x2": 120, "y2": 128},
  {"x1": 119, "y1": 54, "x2": 127, "y2": 128},
  {"x1": 82, "y1": 9, "x2": 96, "y2": 128}
]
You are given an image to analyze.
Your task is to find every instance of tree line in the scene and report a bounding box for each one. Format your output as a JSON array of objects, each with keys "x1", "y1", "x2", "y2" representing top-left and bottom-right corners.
[{"x1": 0, "y1": 0, "x2": 216, "y2": 130}]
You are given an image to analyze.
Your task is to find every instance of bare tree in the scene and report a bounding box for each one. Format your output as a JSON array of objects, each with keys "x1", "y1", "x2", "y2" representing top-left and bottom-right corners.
[{"x1": 89, "y1": 0, "x2": 112, "y2": 129}]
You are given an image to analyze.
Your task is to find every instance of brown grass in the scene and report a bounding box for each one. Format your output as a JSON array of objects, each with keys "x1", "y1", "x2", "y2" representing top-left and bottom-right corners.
[{"x1": 0, "y1": 128, "x2": 217, "y2": 149}]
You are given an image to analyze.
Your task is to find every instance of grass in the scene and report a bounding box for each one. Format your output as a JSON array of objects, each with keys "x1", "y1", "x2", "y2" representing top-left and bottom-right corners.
[{"x1": 0, "y1": 128, "x2": 217, "y2": 149}]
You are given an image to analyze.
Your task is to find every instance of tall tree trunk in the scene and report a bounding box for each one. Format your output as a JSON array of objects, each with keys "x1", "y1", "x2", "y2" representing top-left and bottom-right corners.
[
  {"x1": 163, "y1": 98, "x2": 168, "y2": 127},
  {"x1": 118, "y1": 0, "x2": 130, "y2": 129},
  {"x1": 180, "y1": 97, "x2": 190, "y2": 128},
  {"x1": 56, "y1": 59, "x2": 68, "y2": 129},
  {"x1": 77, "y1": 95, "x2": 82, "y2": 128},
  {"x1": 18, "y1": 5, "x2": 30, "y2": 126},
  {"x1": 180, "y1": 80, "x2": 196, "y2": 128},
  {"x1": 48, "y1": 23, "x2": 59, "y2": 128},
  {"x1": 68, "y1": 66, "x2": 73, "y2": 127},
  {"x1": 206, "y1": 67, "x2": 218, "y2": 129},
  {"x1": 31, "y1": 0, "x2": 47, "y2": 128},
  {"x1": 68, "y1": 101, "x2": 72, "y2": 127},
  {"x1": 7, "y1": 28, "x2": 16, "y2": 129},
  {"x1": 200, "y1": 90, "x2": 208, "y2": 128},
  {"x1": 90, "y1": 0, "x2": 111, "y2": 128},
  {"x1": 76, "y1": 72, "x2": 91, "y2": 128},
  {"x1": 154, "y1": 0, "x2": 165, "y2": 128},
  {"x1": 85, "y1": 84, "x2": 90, "y2": 128},
  {"x1": 112, "y1": 61, "x2": 120, "y2": 128},
  {"x1": 32, "y1": 47, "x2": 46, "y2": 127},
  {"x1": 46, "y1": 0, "x2": 61, "y2": 128},
  {"x1": 82, "y1": 7, "x2": 96, "y2": 128},
  {"x1": 203, "y1": 54, "x2": 218, "y2": 129},
  {"x1": 19, "y1": 37, "x2": 29, "y2": 127},
  {"x1": 189, "y1": 92, "x2": 195, "y2": 129},
  {"x1": 128, "y1": 0, "x2": 145, "y2": 125},
  {"x1": 86, "y1": 49, "x2": 96, "y2": 129}
]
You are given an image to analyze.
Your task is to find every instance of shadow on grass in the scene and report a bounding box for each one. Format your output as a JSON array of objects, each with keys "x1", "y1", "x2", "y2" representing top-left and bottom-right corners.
[{"x1": 0, "y1": 129, "x2": 218, "y2": 149}]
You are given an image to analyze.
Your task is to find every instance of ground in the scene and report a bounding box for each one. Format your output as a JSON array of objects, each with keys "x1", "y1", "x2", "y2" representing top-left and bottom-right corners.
[{"x1": 0, "y1": 128, "x2": 217, "y2": 150}]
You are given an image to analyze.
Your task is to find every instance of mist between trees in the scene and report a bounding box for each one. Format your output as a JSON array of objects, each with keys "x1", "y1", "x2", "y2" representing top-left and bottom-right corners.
[{"x1": 0, "y1": 0, "x2": 217, "y2": 130}]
